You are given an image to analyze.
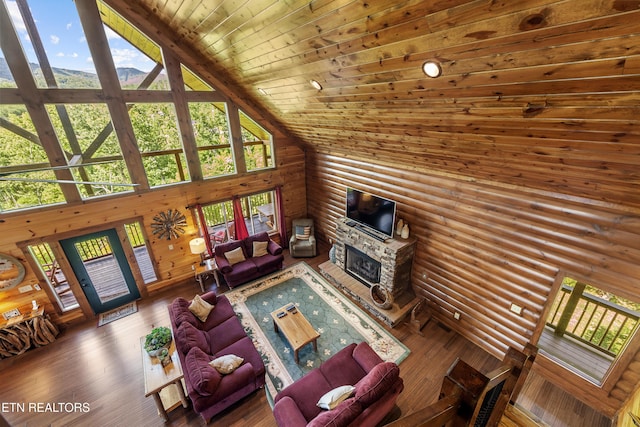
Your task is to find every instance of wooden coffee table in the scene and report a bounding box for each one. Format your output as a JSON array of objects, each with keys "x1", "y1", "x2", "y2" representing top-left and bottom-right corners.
[
  {"x1": 140, "y1": 337, "x2": 189, "y2": 421},
  {"x1": 271, "y1": 303, "x2": 320, "y2": 363}
]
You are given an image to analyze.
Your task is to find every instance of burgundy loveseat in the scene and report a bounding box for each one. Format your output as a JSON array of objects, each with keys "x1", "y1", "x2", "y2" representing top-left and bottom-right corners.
[
  {"x1": 214, "y1": 231, "x2": 284, "y2": 288},
  {"x1": 272, "y1": 342, "x2": 403, "y2": 427},
  {"x1": 168, "y1": 292, "x2": 265, "y2": 422}
]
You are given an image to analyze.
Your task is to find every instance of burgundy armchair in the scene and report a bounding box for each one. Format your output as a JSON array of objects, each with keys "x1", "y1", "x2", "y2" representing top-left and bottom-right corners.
[{"x1": 273, "y1": 342, "x2": 403, "y2": 427}]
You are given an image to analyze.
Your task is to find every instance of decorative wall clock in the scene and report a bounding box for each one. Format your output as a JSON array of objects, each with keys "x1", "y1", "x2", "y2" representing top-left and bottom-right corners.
[
  {"x1": 0, "y1": 254, "x2": 26, "y2": 291},
  {"x1": 150, "y1": 209, "x2": 187, "y2": 240}
]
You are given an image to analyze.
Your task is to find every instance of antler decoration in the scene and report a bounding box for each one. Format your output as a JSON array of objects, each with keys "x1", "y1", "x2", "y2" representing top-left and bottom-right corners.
[{"x1": 151, "y1": 209, "x2": 187, "y2": 240}]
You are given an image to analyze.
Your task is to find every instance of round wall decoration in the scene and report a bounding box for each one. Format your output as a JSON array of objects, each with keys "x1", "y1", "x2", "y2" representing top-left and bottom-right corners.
[
  {"x1": 0, "y1": 254, "x2": 26, "y2": 291},
  {"x1": 150, "y1": 209, "x2": 187, "y2": 240}
]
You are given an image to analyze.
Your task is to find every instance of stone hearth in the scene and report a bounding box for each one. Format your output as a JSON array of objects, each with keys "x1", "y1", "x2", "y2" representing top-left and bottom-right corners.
[{"x1": 319, "y1": 217, "x2": 418, "y2": 327}]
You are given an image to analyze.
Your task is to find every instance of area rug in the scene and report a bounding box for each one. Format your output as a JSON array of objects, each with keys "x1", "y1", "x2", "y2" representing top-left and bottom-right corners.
[
  {"x1": 97, "y1": 301, "x2": 137, "y2": 326},
  {"x1": 225, "y1": 262, "x2": 409, "y2": 406}
]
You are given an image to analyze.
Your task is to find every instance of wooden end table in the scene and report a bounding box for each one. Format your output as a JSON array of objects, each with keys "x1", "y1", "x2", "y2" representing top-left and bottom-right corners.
[
  {"x1": 140, "y1": 337, "x2": 188, "y2": 421},
  {"x1": 194, "y1": 258, "x2": 220, "y2": 292},
  {"x1": 271, "y1": 303, "x2": 320, "y2": 363}
]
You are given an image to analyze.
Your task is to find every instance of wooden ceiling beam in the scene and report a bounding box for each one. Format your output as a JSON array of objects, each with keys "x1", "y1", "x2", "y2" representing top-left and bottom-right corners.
[{"x1": 162, "y1": 50, "x2": 202, "y2": 181}]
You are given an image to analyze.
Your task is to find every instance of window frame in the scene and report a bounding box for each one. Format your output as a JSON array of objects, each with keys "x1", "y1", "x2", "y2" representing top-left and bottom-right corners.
[
  {"x1": 194, "y1": 190, "x2": 280, "y2": 247},
  {"x1": 532, "y1": 270, "x2": 640, "y2": 390}
]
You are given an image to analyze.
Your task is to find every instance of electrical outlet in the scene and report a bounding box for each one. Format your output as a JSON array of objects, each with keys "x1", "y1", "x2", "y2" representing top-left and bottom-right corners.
[
  {"x1": 510, "y1": 303, "x2": 523, "y2": 315},
  {"x1": 18, "y1": 285, "x2": 33, "y2": 293},
  {"x1": 453, "y1": 312, "x2": 461, "y2": 320},
  {"x1": 168, "y1": 244, "x2": 174, "y2": 250},
  {"x1": 191, "y1": 264, "x2": 195, "y2": 270}
]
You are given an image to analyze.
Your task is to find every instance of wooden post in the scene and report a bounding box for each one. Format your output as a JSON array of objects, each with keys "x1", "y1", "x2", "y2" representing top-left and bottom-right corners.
[{"x1": 554, "y1": 282, "x2": 587, "y2": 337}]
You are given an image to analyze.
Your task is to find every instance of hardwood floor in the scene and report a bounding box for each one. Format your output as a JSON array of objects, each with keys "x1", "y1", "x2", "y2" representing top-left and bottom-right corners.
[{"x1": 0, "y1": 250, "x2": 612, "y2": 426}]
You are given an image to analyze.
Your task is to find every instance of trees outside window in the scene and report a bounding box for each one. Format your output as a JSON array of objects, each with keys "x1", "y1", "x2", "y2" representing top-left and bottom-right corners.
[
  {"x1": 190, "y1": 102, "x2": 235, "y2": 178},
  {"x1": 128, "y1": 103, "x2": 189, "y2": 186},
  {"x1": 0, "y1": 104, "x2": 65, "y2": 210}
]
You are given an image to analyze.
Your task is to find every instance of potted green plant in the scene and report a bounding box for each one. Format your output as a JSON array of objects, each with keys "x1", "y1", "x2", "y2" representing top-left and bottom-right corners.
[{"x1": 144, "y1": 326, "x2": 172, "y2": 357}]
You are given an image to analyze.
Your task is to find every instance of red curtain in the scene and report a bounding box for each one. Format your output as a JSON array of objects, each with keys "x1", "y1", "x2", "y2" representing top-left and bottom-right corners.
[
  {"x1": 232, "y1": 196, "x2": 249, "y2": 240},
  {"x1": 275, "y1": 185, "x2": 288, "y2": 247},
  {"x1": 195, "y1": 204, "x2": 213, "y2": 257}
]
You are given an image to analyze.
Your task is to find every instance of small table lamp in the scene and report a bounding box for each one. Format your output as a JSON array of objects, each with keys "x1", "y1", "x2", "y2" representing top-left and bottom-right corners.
[{"x1": 189, "y1": 238, "x2": 207, "y2": 265}]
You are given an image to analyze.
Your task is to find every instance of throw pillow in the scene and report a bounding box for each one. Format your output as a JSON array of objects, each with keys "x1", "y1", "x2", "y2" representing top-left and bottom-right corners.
[
  {"x1": 224, "y1": 246, "x2": 246, "y2": 265},
  {"x1": 317, "y1": 385, "x2": 355, "y2": 410},
  {"x1": 209, "y1": 354, "x2": 244, "y2": 374},
  {"x1": 189, "y1": 294, "x2": 215, "y2": 322},
  {"x1": 253, "y1": 240, "x2": 269, "y2": 257},
  {"x1": 175, "y1": 321, "x2": 209, "y2": 353},
  {"x1": 295, "y1": 225, "x2": 311, "y2": 240}
]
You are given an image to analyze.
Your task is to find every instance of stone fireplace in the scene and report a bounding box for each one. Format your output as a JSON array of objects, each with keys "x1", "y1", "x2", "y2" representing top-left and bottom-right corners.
[{"x1": 319, "y1": 217, "x2": 418, "y2": 327}]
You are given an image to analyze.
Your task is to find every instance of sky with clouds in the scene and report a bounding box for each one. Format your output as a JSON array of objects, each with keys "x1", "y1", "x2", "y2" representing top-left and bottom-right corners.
[{"x1": 4, "y1": 0, "x2": 154, "y2": 73}]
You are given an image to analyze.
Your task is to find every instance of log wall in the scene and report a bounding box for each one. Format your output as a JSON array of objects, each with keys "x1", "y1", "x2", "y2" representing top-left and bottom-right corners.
[{"x1": 306, "y1": 150, "x2": 640, "y2": 418}]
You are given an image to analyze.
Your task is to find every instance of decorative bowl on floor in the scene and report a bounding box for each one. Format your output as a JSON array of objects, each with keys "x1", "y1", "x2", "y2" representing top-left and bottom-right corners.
[{"x1": 370, "y1": 284, "x2": 393, "y2": 310}]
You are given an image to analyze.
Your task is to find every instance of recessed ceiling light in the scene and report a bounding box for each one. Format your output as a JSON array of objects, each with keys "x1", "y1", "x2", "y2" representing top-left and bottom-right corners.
[
  {"x1": 422, "y1": 61, "x2": 442, "y2": 78},
  {"x1": 310, "y1": 79, "x2": 322, "y2": 90},
  {"x1": 258, "y1": 88, "x2": 268, "y2": 95}
]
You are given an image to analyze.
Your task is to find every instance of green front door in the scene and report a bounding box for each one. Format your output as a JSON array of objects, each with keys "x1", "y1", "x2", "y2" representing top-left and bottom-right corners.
[{"x1": 60, "y1": 229, "x2": 140, "y2": 314}]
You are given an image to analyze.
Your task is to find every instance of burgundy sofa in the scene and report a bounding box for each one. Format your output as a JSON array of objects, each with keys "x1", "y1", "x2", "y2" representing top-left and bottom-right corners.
[
  {"x1": 168, "y1": 292, "x2": 266, "y2": 422},
  {"x1": 272, "y1": 342, "x2": 403, "y2": 427},
  {"x1": 214, "y1": 231, "x2": 284, "y2": 288}
]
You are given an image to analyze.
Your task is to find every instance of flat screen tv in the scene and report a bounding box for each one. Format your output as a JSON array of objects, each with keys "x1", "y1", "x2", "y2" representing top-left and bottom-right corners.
[{"x1": 345, "y1": 187, "x2": 396, "y2": 238}]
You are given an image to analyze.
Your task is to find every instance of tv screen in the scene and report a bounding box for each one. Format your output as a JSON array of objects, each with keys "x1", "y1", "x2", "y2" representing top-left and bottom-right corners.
[{"x1": 345, "y1": 188, "x2": 396, "y2": 237}]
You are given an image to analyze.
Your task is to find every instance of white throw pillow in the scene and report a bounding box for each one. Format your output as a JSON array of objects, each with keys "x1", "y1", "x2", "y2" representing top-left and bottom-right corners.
[
  {"x1": 224, "y1": 247, "x2": 246, "y2": 265},
  {"x1": 209, "y1": 354, "x2": 244, "y2": 374},
  {"x1": 316, "y1": 385, "x2": 355, "y2": 410},
  {"x1": 188, "y1": 294, "x2": 215, "y2": 322},
  {"x1": 253, "y1": 240, "x2": 269, "y2": 257}
]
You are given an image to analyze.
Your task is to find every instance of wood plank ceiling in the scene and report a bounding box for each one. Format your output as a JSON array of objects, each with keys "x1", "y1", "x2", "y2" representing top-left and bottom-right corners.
[{"x1": 107, "y1": 0, "x2": 640, "y2": 209}]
